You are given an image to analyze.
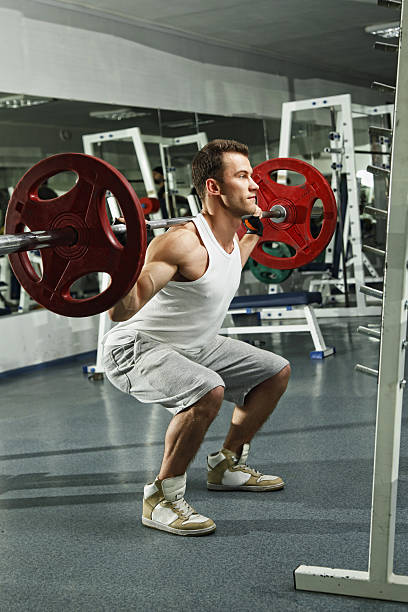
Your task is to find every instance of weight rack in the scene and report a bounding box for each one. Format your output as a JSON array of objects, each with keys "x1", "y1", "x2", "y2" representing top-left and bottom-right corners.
[{"x1": 294, "y1": 0, "x2": 408, "y2": 602}]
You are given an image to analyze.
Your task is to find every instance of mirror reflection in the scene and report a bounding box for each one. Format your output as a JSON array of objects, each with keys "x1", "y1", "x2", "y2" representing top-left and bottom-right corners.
[{"x1": 0, "y1": 91, "x2": 392, "y2": 315}]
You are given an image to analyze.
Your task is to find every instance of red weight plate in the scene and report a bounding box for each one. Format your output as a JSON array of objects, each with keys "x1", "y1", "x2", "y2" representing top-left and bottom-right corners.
[
  {"x1": 140, "y1": 197, "x2": 153, "y2": 216},
  {"x1": 149, "y1": 198, "x2": 160, "y2": 213},
  {"x1": 238, "y1": 158, "x2": 337, "y2": 270},
  {"x1": 5, "y1": 153, "x2": 147, "y2": 317}
]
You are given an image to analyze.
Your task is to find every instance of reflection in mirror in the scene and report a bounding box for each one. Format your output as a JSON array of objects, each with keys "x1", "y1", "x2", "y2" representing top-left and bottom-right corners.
[
  {"x1": 158, "y1": 109, "x2": 199, "y2": 139},
  {"x1": 37, "y1": 171, "x2": 78, "y2": 199},
  {"x1": 0, "y1": 91, "x2": 285, "y2": 316},
  {"x1": 196, "y1": 113, "x2": 266, "y2": 165},
  {"x1": 262, "y1": 118, "x2": 281, "y2": 160},
  {"x1": 269, "y1": 169, "x2": 306, "y2": 187},
  {"x1": 70, "y1": 272, "x2": 105, "y2": 301}
]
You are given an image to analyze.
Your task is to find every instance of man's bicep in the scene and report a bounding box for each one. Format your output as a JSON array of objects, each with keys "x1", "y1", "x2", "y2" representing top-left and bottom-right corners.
[{"x1": 140, "y1": 259, "x2": 177, "y2": 297}]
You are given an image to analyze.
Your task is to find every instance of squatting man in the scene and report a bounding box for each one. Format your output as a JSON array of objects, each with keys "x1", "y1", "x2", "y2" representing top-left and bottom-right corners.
[{"x1": 103, "y1": 139, "x2": 291, "y2": 536}]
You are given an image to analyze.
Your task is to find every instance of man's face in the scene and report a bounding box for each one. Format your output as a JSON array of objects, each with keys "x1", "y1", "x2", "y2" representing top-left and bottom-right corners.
[
  {"x1": 153, "y1": 170, "x2": 164, "y2": 185},
  {"x1": 215, "y1": 152, "x2": 259, "y2": 215}
]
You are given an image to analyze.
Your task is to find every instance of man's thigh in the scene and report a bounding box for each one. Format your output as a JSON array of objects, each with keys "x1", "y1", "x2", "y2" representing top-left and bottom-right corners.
[
  {"x1": 195, "y1": 335, "x2": 289, "y2": 407},
  {"x1": 103, "y1": 332, "x2": 223, "y2": 416}
]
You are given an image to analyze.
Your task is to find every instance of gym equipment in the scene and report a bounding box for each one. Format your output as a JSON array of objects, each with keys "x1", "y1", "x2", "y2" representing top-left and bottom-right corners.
[
  {"x1": 1, "y1": 153, "x2": 337, "y2": 318},
  {"x1": 237, "y1": 158, "x2": 337, "y2": 270},
  {"x1": 5, "y1": 154, "x2": 147, "y2": 317},
  {"x1": 248, "y1": 242, "x2": 293, "y2": 284},
  {"x1": 222, "y1": 291, "x2": 335, "y2": 359},
  {"x1": 140, "y1": 197, "x2": 160, "y2": 215},
  {"x1": 295, "y1": 1, "x2": 408, "y2": 604}
]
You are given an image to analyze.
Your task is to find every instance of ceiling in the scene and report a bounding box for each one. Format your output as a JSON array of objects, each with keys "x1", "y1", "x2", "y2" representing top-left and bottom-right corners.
[{"x1": 25, "y1": 0, "x2": 400, "y2": 87}]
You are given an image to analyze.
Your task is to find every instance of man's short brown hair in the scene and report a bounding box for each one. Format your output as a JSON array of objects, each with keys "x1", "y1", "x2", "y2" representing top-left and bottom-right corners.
[{"x1": 192, "y1": 139, "x2": 249, "y2": 200}]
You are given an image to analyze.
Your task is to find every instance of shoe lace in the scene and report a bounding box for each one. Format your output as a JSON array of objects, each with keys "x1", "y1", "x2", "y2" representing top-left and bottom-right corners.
[
  {"x1": 165, "y1": 497, "x2": 196, "y2": 519},
  {"x1": 233, "y1": 462, "x2": 262, "y2": 477}
]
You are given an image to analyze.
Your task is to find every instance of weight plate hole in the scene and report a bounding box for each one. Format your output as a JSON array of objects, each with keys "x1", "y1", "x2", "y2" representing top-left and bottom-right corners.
[
  {"x1": 70, "y1": 272, "x2": 111, "y2": 301},
  {"x1": 105, "y1": 192, "x2": 127, "y2": 247},
  {"x1": 269, "y1": 169, "x2": 306, "y2": 187},
  {"x1": 34, "y1": 171, "x2": 79, "y2": 201},
  {"x1": 311, "y1": 199, "x2": 324, "y2": 238},
  {"x1": 261, "y1": 241, "x2": 295, "y2": 258},
  {"x1": 21, "y1": 224, "x2": 43, "y2": 282}
]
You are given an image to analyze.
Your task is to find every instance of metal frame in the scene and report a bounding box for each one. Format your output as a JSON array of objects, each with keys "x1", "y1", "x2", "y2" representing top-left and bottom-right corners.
[
  {"x1": 81, "y1": 127, "x2": 207, "y2": 379},
  {"x1": 83, "y1": 127, "x2": 162, "y2": 200},
  {"x1": 220, "y1": 302, "x2": 334, "y2": 358},
  {"x1": 159, "y1": 132, "x2": 207, "y2": 217},
  {"x1": 279, "y1": 93, "x2": 382, "y2": 318},
  {"x1": 294, "y1": 0, "x2": 408, "y2": 601}
]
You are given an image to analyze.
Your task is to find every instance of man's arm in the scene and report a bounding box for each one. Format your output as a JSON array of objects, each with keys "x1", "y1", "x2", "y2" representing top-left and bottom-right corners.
[
  {"x1": 238, "y1": 233, "x2": 260, "y2": 268},
  {"x1": 238, "y1": 211, "x2": 264, "y2": 268},
  {"x1": 108, "y1": 229, "x2": 197, "y2": 322}
]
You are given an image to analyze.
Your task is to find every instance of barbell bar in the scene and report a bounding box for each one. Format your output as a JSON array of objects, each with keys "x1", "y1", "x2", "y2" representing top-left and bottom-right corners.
[
  {"x1": 3, "y1": 153, "x2": 337, "y2": 317},
  {"x1": 0, "y1": 207, "x2": 324, "y2": 258}
]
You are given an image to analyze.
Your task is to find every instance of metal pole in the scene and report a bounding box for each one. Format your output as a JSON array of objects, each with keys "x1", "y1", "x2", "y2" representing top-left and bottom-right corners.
[
  {"x1": 0, "y1": 227, "x2": 77, "y2": 256},
  {"x1": 330, "y1": 106, "x2": 350, "y2": 307},
  {"x1": 0, "y1": 207, "x2": 328, "y2": 257}
]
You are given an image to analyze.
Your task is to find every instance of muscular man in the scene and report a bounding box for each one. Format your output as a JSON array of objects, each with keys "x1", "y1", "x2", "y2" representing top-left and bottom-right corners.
[{"x1": 103, "y1": 139, "x2": 291, "y2": 536}]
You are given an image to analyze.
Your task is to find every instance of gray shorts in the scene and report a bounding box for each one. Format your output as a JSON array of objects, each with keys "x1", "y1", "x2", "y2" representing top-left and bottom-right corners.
[{"x1": 103, "y1": 332, "x2": 289, "y2": 416}]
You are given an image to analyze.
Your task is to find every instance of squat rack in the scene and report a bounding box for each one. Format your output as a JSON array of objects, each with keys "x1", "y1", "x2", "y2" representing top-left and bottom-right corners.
[{"x1": 294, "y1": 0, "x2": 408, "y2": 602}]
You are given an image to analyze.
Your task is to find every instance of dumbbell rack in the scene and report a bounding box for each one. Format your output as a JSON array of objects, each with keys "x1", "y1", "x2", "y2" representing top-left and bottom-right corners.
[{"x1": 294, "y1": 0, "x2": 408, "y2": 602}]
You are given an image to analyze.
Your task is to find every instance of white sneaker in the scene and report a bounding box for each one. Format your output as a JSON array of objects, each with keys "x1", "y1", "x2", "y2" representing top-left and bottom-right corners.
[
  {"x1": 207, "y1": 443, "x2": 284, "y2": 491},
  {"x1": 142, "y1": 473, "x2": 216, "y2": 536}
]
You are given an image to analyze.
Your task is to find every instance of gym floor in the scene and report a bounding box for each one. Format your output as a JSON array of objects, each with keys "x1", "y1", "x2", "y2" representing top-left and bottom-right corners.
[{"x1": 1, "y1": 318, "x2": 407, "y2": 612}]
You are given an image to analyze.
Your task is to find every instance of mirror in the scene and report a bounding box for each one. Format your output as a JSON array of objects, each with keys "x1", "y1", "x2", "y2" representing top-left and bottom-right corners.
[{"x1": 0, "y1": 93, "x2": 272, "y2": 316}]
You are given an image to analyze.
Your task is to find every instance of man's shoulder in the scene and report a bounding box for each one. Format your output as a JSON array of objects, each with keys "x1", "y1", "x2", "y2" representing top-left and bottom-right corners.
[
  {"x1": 148, "y1": 222, "x2": 202, "y2": 262},
  {"x1": 164, "y1": 222, "x2": 200, "y2": 247}
]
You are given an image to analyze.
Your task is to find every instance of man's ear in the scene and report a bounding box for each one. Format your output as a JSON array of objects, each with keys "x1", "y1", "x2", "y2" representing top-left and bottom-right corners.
[{"x1": 206, "y1": 177, "x2": 221, "y2": 196}]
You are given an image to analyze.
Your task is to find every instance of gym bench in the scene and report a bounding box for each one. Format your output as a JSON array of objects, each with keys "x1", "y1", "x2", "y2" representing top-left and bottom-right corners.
[{"x1": 220, "y1": 291, "x2": 335, "y2": 359}]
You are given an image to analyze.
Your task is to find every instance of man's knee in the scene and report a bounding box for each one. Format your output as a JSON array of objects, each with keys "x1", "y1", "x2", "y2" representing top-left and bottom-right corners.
[
  {"x1": 263, "y1": 364, "x2": 291, "y2": 395},
  {"x1": 191, "y1": 385, "x2": 224, "y2": 422},
  {"x1": 278, "y1": 364, "x2": 291, "y2": 390}
]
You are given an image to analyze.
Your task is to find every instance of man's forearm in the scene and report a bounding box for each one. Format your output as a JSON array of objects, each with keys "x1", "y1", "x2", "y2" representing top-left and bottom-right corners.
[
  {"x1": 238, "y1": 233, "x2": 259, "y2": 267},
  {"x1": 108, "y1": 273, "x2": 155, "y2": 322}
]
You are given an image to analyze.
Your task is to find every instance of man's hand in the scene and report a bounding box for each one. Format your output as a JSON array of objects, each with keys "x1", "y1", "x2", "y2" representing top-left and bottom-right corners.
[{"x1": 243, "y1": 207, "x2": 264, "y2": 237}]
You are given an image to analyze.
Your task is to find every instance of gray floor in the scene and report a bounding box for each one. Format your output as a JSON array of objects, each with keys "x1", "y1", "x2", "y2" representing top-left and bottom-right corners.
[{"x1": 1, "y1": 318, "x2": 408, "y2": 611}]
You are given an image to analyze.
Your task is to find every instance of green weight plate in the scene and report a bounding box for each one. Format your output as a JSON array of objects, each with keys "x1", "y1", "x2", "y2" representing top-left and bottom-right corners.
[
  {"x1": 249, "y1": 259, "x2": 292, "y2": 284},
  {"x1": 248, "y1": 242, "x2": 294, "y2": 284}
]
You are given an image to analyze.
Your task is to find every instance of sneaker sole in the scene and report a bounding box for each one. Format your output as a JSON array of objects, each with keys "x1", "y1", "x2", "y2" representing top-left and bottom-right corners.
[
  {"x1": 142, "y1": 517, "x2": 216, "y2": 536},
  {"x1": 207, "y1": 482, "x2": 284, "y2": 491}
]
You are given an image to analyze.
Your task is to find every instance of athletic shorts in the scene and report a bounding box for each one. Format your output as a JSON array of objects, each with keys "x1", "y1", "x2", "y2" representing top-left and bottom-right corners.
[{"x1": 103, "y1": 332, "x2": 289, "y2": 416}]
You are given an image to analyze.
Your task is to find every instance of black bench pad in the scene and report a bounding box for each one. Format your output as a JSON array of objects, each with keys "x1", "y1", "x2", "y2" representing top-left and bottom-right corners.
[{"x1": 230, "y1": 291, "x2": 322, "y2": 309}]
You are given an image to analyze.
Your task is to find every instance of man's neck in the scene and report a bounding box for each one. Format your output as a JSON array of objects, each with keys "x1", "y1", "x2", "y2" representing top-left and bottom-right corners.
[{"x1": 201, "y1": 208, "x2": 241, "y2": 253}]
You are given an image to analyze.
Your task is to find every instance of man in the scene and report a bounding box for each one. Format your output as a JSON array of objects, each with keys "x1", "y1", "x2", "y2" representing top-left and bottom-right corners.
[
  {"x1": 103, "y1": 139, "x2": 291, "y2": 536},
  {"x1": 152, "y1": 166, "x2": 165, "y2": 200},
  {"x1": 151, "y1": 165, "x2": 168, "y2": 220}
]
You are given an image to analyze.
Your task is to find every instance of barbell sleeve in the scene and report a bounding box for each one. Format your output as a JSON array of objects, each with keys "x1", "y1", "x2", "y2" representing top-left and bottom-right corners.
[{"x1": 0, "y1": 227, "x2": 77, "y2": 256}]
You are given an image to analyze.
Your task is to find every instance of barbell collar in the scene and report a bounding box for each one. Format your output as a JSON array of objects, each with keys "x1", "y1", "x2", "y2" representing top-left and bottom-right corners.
[{"x1": 266, "y1": 205, "x2": 287, "y2": 224}]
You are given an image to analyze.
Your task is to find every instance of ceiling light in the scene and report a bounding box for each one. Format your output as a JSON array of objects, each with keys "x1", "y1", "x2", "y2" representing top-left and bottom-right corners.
[
  {"x1": 163, "y1": 119, "x2": 215, "y2": 129},
  {"x1": 89, "y1": 108, "x2": 151, "y2": 121},
  {"x1": 365, "y1": 22, "x2": 400, "y2": 38},
  {"x1": 0, "y1": 94, "x2": 53, "y2": 109}
]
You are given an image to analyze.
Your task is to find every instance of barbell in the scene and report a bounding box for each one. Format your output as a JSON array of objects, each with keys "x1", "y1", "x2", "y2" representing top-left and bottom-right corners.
[{"x1": 2, "y1": 153, "x2": 337, "y2": 318}]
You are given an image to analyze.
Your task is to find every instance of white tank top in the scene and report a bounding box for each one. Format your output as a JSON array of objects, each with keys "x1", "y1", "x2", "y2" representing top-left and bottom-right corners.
[{"x1": 104, "y1": 213, "x2": 242, "y2": 352}]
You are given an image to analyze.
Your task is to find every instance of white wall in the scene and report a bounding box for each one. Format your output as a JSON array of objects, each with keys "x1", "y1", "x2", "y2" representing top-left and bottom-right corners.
[
  {"x1": 0, "y1": 7, "x2": 380, "y2": 120},
  {"x1": 0, "y1": 309, "x2": 98, "y2": 374}
]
